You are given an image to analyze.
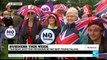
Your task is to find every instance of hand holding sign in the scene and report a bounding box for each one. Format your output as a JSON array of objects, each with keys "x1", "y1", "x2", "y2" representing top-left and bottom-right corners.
[
  {"x1": 9, "y1": 25, "x2": 13, "y2": 29},
  {"x1": 35, "y1": 35, "x2": 39, "y2": 40}
]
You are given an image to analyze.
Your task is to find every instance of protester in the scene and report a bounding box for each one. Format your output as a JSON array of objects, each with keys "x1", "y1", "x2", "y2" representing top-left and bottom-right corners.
[
  {"x1": 36, "y1": 13, "x2": 61, "y2": 60},
  {"x1": 55, "y1": 7, "x2": 80, "y2": 60},
  {"x1": 87, "y1": 20, "x2": 107, "y2": 53},
  {"x1": 79, "y1": 20, "x2": 107, "y2": 60},
  {"x1": 2, "y1": 11, "x2": 13, "y2": 27},
  {"x1": 0, "y1": 0, "x2": 107, "y2": 59},
  {"x1": 12, "y1": 10, "x2": 23, "y2": 27},
  {"x1": 56, "y1": 7, "x2": 80, "y2": 44},
  {"x1": 2, "y1": 11, "x2": 14, "y2": 44},
  {"x1": 53, "y1": 4, "x2": 68, "y2": 26},
  {"x1": 37, "y1": 13, "x2": 61, "y2": 44},
  {"x1": 19, "y1": 9, "x2": 42, "y2": 44}
]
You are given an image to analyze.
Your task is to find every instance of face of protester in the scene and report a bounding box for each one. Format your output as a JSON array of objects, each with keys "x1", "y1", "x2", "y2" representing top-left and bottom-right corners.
[
  {"x1": 27, "y1": 11, "x2": 35, "y2": 20},
  {"x1": 88, "y1": 25, "x2": 103, "y2": 41},
  {"x1": 66, "y1": 13, "x2": 77, "y2": 24},
  {"x1": 48, "y1": 16, "x2": 56, "y2": 25},
  {"x1": 57, "y1": 9, "x2": 64, "y2": 15}
]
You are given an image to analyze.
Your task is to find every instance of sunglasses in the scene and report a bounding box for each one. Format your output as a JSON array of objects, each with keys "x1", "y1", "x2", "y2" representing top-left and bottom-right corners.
[{"x1": 27, "y1": 12, "x2": 35, "y2": 15}]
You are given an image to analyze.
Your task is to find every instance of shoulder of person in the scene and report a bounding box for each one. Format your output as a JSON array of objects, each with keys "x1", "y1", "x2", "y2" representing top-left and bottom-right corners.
[
  {"x1": 57, "y1": 27, "x2": 61, "y2": 30},
  {"x1": 103, "y1": 38, "x2": 107, "y2": 44},
  {"x1": 101, "y1": 37, "x2": 107, "y2": 53}
]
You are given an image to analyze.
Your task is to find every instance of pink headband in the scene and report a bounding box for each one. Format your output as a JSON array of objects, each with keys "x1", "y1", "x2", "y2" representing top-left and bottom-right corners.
[
  {"x1": 90, "y1": 25, "x2": 103, "y2": 30},
  {"x1": 27, "y1": 10, "x2": 35, "y2": 13},
  {"x1": 49, "y1": 14, "x2": 57, "y2": 20}
]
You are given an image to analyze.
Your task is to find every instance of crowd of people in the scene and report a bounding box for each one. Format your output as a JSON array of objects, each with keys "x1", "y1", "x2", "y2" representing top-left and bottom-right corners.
[{"x1": 0, "y1": 0, "x2": 107, "y2": 60}]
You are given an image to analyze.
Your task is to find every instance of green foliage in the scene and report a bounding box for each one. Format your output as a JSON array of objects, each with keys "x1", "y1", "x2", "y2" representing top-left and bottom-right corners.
[
  {"x1": 54, "y1": 0, "x2": 100, "y2": 10},
  {"x1": 0, "y1": 0, "x2": 100, "y2": 11}
]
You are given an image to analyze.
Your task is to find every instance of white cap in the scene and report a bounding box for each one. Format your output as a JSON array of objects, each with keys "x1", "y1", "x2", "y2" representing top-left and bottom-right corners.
[{"x1": 66, "y1": 7, "x2": 78, "y2": 17}]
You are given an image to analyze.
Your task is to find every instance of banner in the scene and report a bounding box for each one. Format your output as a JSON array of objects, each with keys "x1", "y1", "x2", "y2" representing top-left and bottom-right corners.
[{"x1": 8, "y1": 44, "x2": 99, "y2": 57}]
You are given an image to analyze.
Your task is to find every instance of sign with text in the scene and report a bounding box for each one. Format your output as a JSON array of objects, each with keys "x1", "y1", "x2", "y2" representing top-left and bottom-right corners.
[
  {"x1": 39, "y1": 2, "x2": 54, "y2": 13},
  {"x1": 1, "y1": 27, "x2": 19, "y2": 39},
  {"x1": 40, "y1": 29, "x2": 55, "y2": 44},
  {"x1": 8, "y1": 44, "x2": 99, "y2": 57},
  {"x1": 5, "y1": 28, "x2": 16, "y2": 38}
]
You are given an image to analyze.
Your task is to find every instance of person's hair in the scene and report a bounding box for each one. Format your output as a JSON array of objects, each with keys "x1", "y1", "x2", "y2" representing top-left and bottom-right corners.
[
  {"x1": 88, "y1": 20, "x2": 105, "y2": 31},
  {"x1": 48, "y1": 13, "x2": 58, "y2": 26},
  {"x1": 48, "y1": 14, "x2": 58, "y2": 20},
  {"x1": 43, "y1": 13, "x2": 61, "y2": 28}
]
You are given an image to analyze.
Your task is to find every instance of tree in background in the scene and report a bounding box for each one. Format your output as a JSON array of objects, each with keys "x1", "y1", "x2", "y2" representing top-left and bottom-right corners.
[{"x1": 0, "y1": 0, "x2": 100, "y2": 11}]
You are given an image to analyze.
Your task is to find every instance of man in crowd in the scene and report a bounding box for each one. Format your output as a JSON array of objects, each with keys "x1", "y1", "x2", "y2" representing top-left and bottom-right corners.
[
  {"x1": 87, "y1": 20, "x2": 107, "y2": 60},
  {"x1": 87, "y1": 20, "x2": 107, "y2": 53}
]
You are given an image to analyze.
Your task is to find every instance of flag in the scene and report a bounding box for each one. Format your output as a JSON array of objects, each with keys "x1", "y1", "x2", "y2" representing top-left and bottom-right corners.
[
  {"x1": 75, "y1": 16, "x2": 97, "y2": 36},
  {"x1": 95, "y1": 8, "x2": 107, "y2": 21},
  {"x1": 53, "y1": 4, "x2": 68, "y2": 13},
  {"x1": 96, "y1": 2, "x2": 107, "y2": 11},
  {"x1": 95, "y1": 0, "x2": 107, "y2": 11},
  {"x1": 17, "y1": 5, "x2": 44, "y2": 17},
  {"x1": 95, "y1": 0, "x2": 107, "y2": 20},
  {"x1": 96, "y1": 18, "x2": 107, "y2": 38},
  {"x1": 83, "y1": 4, "x2": 92, "y2": 15},
  {"x1": 95, "y1": 0, "x2": 102, "y2": 8},
  {"x1": 56, "y1": 30, "x2": 79, "y2": 44},
  {"x1": 56, "y1": 23, "x2": 80, "y2": 44}
]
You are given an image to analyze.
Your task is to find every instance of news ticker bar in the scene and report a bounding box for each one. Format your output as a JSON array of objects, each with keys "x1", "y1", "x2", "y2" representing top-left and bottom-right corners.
[
  {"x1": 8, "y1": 44, "x2": 99, "y2": 57},
  {"x1": 8, "y1": 51, "x2": 92, "y2": 54},
  {"x1": 8, "y1": 44, "x2": 99, "y2": 51},
  {"x1": 8, "y1": 54, "x2": 94, "y2": 57}
]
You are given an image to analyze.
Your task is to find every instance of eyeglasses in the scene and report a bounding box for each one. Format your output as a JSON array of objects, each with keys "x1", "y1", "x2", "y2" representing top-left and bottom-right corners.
[{"x1": 27, "y1": 12, "x2": 35, "y2": 15}]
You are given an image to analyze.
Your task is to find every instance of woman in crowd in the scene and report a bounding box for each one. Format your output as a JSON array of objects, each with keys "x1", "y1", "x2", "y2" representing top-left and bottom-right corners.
[
  {"x1": 55, "y1": 7, "x2": 80, "y2": 60},
  {"x1": 56, "y1": 7, "x2": 80, "y2": 44},
  {"x1": 53, "y1": 4, "x2": 67, "y2": 26},
  {"x1": 2, "y1": 11, "x2": 13, "y2": 27},
  {"x1": 2, "y1": 11, "x2": 14, "y2": 44},
  {"x1": 36, "y1": 13, "x2": 61, "y2": 60},
  {"x1": 19, "y1": 9, "x2": 42, "y2": 44},
  {"x1": 37, "y1": 13, "x2": 61, "y2": 44}
]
